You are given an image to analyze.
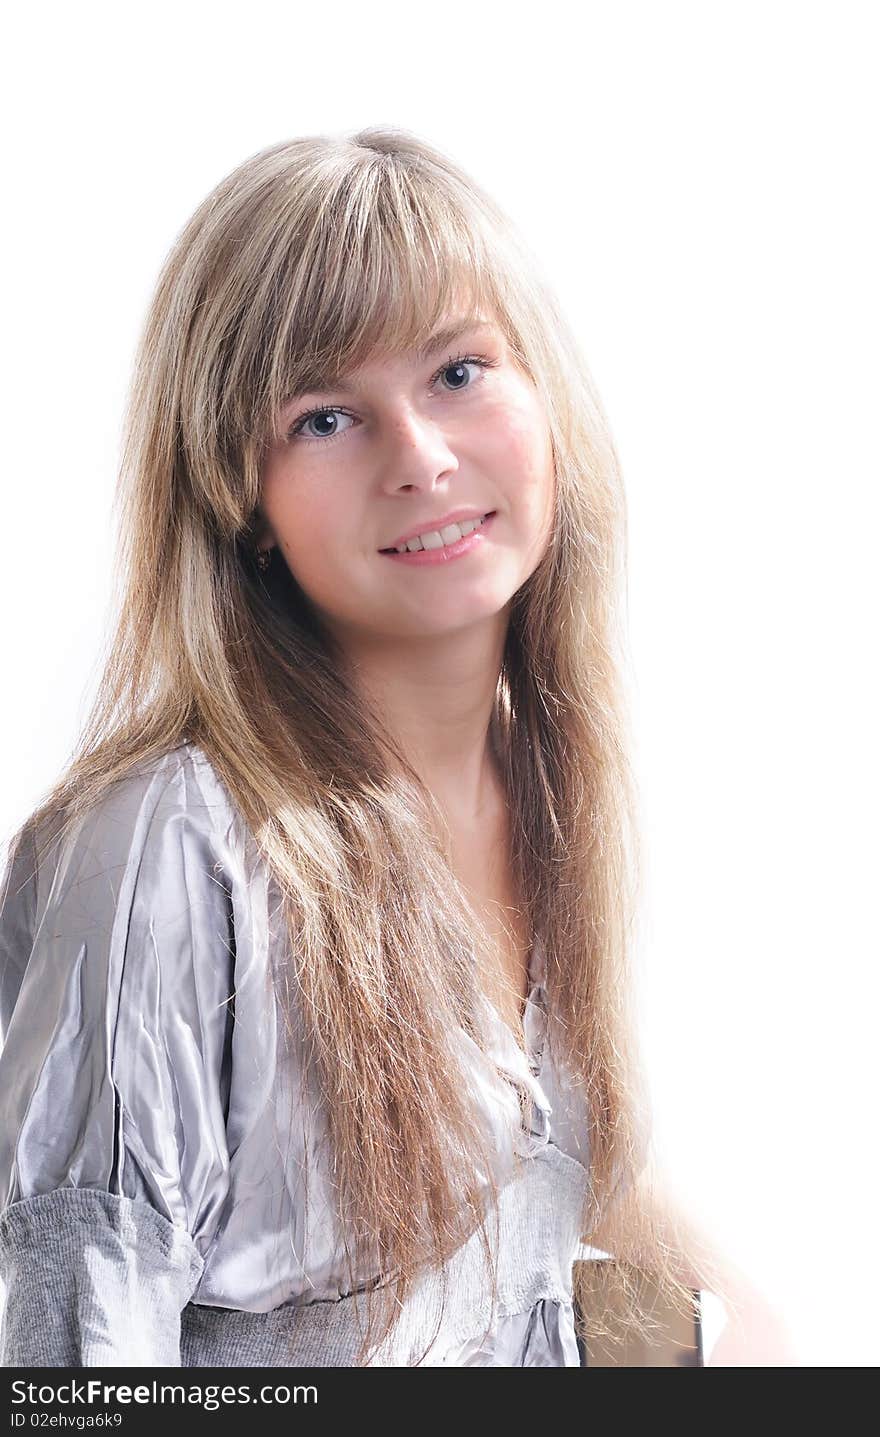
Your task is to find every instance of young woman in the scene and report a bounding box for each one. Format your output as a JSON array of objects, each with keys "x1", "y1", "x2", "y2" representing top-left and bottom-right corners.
[{"x1": 0, "y1": 127, "x2": 753, "y2": 1367}]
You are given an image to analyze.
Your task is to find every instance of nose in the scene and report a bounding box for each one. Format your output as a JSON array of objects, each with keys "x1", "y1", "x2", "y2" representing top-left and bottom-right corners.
[{"x1": 377, "y1": 406, "x2": 460, "y2": 494}]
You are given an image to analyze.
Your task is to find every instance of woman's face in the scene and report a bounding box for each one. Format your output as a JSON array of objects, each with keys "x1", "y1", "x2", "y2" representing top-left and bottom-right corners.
[{"x1": 256, "y1": 311, "x2": 555, "y2": 645}]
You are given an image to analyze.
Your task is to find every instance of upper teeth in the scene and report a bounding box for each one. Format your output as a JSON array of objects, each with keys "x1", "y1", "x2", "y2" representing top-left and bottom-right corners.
[{"x1": 394, "y1": 514, "x2": 489, "y2": 553}]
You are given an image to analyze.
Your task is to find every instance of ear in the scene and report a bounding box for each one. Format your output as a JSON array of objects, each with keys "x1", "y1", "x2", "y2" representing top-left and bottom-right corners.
[{"x1": 251, "y1": 505, "x2": 276, "y2": 549}]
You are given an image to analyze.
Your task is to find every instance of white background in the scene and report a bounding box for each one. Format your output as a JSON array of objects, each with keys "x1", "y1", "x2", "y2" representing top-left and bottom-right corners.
[{"x1": 2, "y1": 1, "x2": 877, "y2": 1366}]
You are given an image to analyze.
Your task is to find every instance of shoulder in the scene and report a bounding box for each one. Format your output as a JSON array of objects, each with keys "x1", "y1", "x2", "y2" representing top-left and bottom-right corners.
[
  {"x1": 13, "y1": 741, "x2": 238, "y2": 911},
  {"x1": 0, "y1": 741, "x2": 249, "y2": 1043},
  {"x1": 54, "y1": 740, "x2": 239, "y2": 866}
]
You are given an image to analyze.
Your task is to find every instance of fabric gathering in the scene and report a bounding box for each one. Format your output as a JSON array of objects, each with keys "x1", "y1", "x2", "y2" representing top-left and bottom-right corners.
[{"x1": 0, "y1": 742, "x2": 637, "y2": 1368}]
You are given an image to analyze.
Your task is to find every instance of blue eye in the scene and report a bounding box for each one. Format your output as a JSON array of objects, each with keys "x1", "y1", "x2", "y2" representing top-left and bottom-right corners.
[
  {"x1": 285, "y1": 353, "x2": 498, "y2": 444},
  {"x1": 289, "y1": 408, "x2": 355, "y2": 443},
  {"x1": 435, "y1": 356, "x2": 483, "y2": 392}
]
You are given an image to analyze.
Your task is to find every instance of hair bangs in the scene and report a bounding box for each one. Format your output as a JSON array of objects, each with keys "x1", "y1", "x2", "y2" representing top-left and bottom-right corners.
[{"x1": 256, "y1": 165, "x2": 518, "y2": 447}]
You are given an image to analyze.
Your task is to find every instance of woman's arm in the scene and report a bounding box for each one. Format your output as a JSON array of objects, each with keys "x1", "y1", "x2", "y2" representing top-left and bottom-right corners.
[{"x1": 0, "y1": 749, "x2": 234, "y2": 1365}]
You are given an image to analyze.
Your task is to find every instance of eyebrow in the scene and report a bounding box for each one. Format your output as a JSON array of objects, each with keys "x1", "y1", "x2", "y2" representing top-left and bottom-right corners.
[{"x1": 282, "y1": 317, "x2": 497, "y2": 403}]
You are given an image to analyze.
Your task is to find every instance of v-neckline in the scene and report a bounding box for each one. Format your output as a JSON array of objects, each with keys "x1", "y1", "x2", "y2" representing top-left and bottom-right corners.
[{"x1": 481, "y1": 931, "x2": 548, "y2": 1069}]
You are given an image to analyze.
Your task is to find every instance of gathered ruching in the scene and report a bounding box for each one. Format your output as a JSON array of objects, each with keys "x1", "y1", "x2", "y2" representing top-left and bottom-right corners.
[{"x1": 438, "y1": 1296, "x2": 581, "y2": 1367}]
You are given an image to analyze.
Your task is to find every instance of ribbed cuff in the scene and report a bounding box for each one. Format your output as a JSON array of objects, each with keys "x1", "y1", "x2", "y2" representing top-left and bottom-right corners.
[{"x1": 0, "y1": 1187, "x2": 204, "y2": 1367}]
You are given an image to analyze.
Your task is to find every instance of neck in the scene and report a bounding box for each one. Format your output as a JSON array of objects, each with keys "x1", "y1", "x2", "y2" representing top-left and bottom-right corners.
[{"x1": 336, "y1": 611, "x2": 509, "y2": 825}]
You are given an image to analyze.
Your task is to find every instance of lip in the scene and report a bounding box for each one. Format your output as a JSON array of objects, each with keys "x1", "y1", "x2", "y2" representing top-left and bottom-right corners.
[
  {"x1": 379, "y1": 508, "x2": 496, "y2": 553},
  {"x1": 379, "y1": 511, "x2": 496, "y2": 566}
]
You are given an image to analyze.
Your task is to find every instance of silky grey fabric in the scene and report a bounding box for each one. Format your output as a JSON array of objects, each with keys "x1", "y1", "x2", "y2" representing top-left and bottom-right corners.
[{"x1": 0, "y1": 742, "x2": 612, "y2": 1367}]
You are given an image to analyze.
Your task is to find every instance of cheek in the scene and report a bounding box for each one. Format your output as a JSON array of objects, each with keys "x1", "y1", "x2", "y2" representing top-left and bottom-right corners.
[
  {"x1": 492, "y1": 395, "x2": 555, "y2": 520},
  {"x1": 262, "y1": 453, "x2": 319, "y2": 537},
  {"x1": 260, "y1": 472, "x2": 343, "y2": 590}
]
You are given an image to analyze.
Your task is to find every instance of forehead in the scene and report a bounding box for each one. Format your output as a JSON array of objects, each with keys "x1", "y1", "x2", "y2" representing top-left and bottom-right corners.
[{"x1": 283, "y1": 312, "x2": 502, "y2": 402}]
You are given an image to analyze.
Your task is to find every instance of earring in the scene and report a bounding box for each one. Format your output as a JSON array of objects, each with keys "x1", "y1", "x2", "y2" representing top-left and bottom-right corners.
[{"x1": 256, "y1": 548, "x2": 272, "y2": 572}]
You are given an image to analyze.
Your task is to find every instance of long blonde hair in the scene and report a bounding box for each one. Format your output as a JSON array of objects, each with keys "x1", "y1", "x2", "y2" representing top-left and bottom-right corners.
[{"x1": 5, "y1": 126, "x2": 718, "y2": 1363}]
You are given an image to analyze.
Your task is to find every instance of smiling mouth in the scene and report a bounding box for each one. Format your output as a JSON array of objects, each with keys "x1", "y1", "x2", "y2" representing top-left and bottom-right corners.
[{"x1": 379, "y1": 511, "x2": 496, "y2": 554}]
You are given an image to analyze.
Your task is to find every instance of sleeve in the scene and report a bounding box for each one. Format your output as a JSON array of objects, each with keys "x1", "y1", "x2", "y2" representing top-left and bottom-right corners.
[{"x1": 0, "y1": 748, "x2": 237, "y2": 1367}]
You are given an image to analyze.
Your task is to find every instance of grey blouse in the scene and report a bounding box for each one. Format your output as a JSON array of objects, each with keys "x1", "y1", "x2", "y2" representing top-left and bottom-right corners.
[{"x1": 0, "y1": 742, "x2": 608, "y2": 1367}]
